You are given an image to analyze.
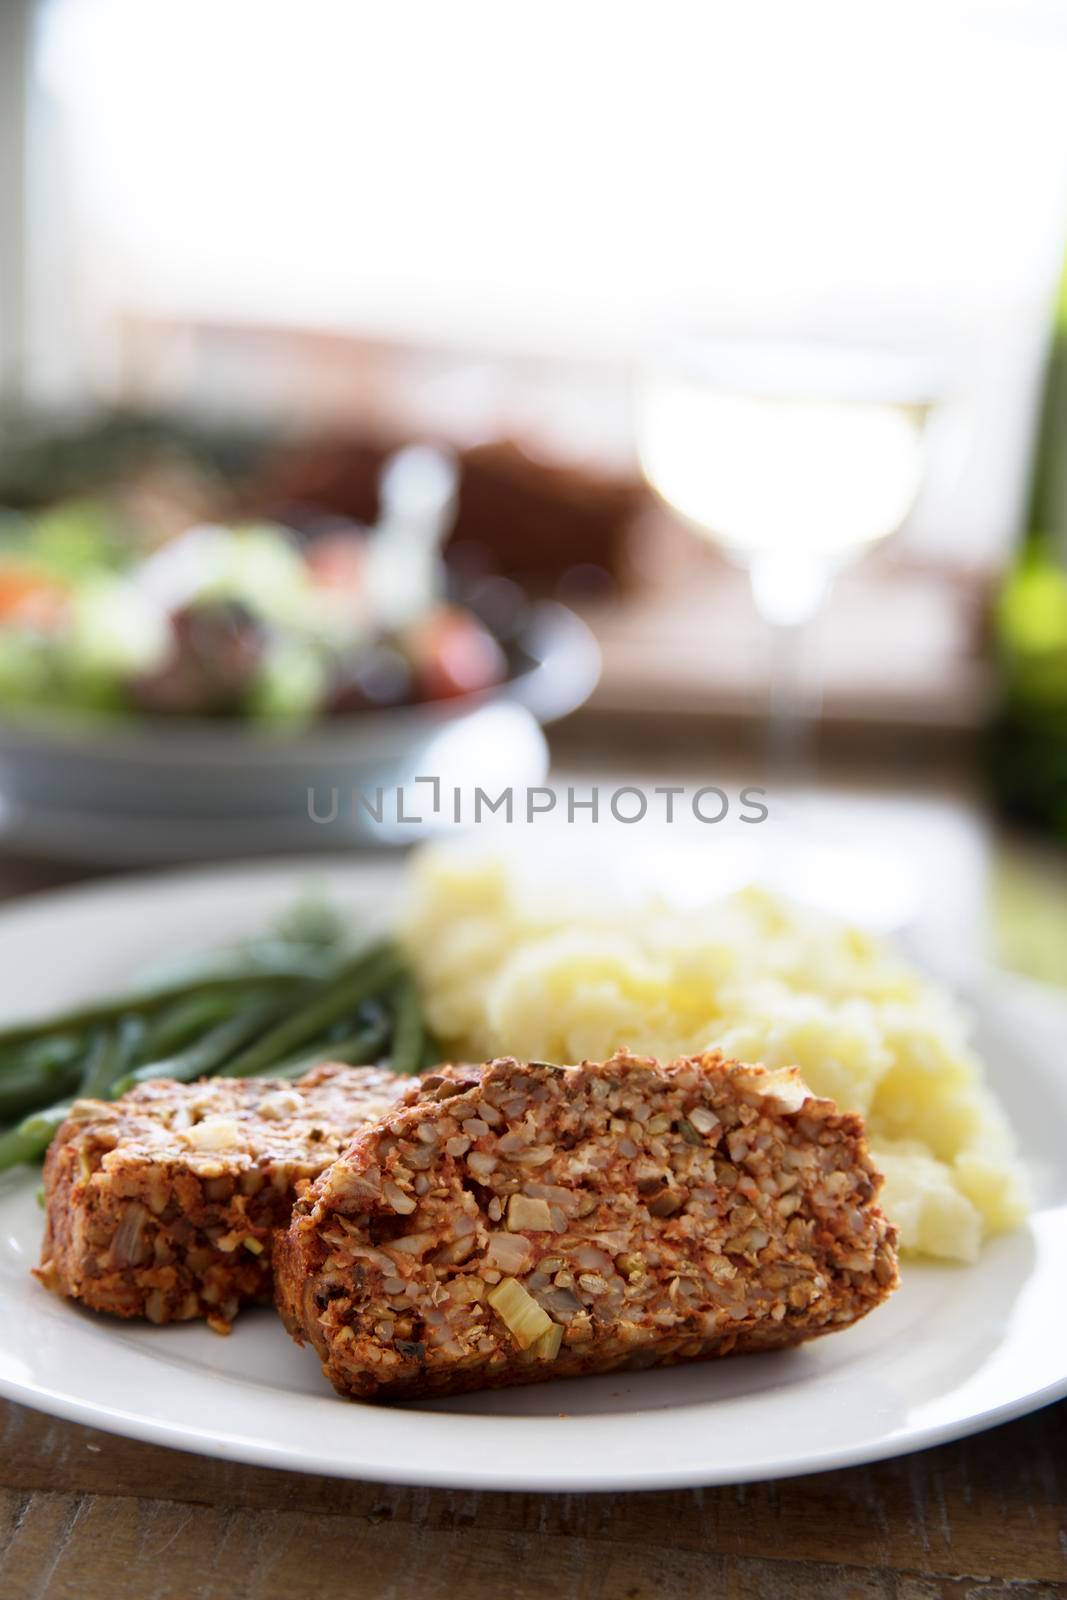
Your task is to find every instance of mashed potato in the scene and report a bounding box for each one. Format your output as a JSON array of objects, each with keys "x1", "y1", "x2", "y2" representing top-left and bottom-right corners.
[{"x1": 400, "y1": 844, "x2": 1028, "y2": 1262}]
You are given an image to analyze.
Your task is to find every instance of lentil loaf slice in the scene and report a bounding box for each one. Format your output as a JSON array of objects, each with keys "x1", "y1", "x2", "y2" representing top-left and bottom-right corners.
[
  {"x1": 36, "y1": 1063, "x2": 406, "y2": 1331},
  {"x1": 275, "y1": 1051, "x2": 899, "y2": 1400}
]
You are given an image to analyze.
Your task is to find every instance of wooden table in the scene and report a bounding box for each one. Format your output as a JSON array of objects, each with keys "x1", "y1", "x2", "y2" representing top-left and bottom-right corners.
[
  {"x1": 1, "y1": 774, "x2": 1064, "y2": 1600},
  {"x1": 1, "y1": 1399, "x2": 1063, "y2": 1599}
]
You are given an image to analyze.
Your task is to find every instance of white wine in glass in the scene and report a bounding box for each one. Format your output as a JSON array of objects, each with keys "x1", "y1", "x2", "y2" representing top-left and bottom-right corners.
[{"x1": 638, "y1": 337, "x2": 937, "y2": 761}]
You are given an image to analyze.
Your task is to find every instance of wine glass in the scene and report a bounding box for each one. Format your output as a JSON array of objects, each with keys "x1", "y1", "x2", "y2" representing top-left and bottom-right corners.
[
  {"x1": 636, "y1": 334, "x2": 943, "y2": 926},
  {"x1": 637, "y1": 335, "x2": 939, "y2": 770}
]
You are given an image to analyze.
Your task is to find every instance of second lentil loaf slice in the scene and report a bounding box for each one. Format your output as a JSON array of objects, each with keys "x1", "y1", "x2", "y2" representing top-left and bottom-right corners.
[
  {"x1": 275, "y1": 1051, "x2": 899, "y2": 1399},
  {"x1": 36, "y1": 1062, "x2": 407, "y2": 1331}
]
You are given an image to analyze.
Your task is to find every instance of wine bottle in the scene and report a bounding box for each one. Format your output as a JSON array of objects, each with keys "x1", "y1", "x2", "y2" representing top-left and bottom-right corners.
[{"x1": 990, "y1": 256, "x2": 1067, "y2": 835}]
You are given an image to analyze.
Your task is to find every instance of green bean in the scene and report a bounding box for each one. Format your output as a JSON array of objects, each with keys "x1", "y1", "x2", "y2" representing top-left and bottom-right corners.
[
  {"x1": 114, "y1": 1015, "x2": 148, "y2": 1078},
  {"x1": 0, "y1": 1019, "x2": 152, "y2": 1170},
  {"x1": 268, "y1": 895, "x2": 347, "y2": 951},
  {"x1": 0, "y1": 1033, "x2": 84, "y2": 1079},
  {"x1": 0, "y1": 1103, "x2": 75, "y2": 1172},
  {"x1": 115, "y1": 996, "x2": 286, "y2": 1094},
  {"x1": 258, "y1": 1058, "x2": 331, "y2": 1083},
  {"x1": 136, "y1": 991, "x2": 238, "y2": 1063},
  {"x1": 387, "y1": 976, "x2": 424, "y2": 1076},
  {"x1": 70, "y1": 1030, "x2": 109, "y2": 1098},
  {"x1": 420, "y1": 1032, "x2": 444, "y2": 1072},
  {"x1": 330, "y1": 997, "x2": 388, "y2": 1042},
  {"x1": 249, "y1": 1017, "x2": 392, "y2": 1082},
  {"x1": 216, "y1": 943, "x2": 402, "y2": 1079},
  {"x1": 0, "y1": 998, "x2": 285, "y2": 1171},
  {"x1": 0, "y1": 917, "x2": 423, "y2": 1171},
  {"x1": 0, "y1": 1058, "x2": 80, "y2": 1122},
  {"x1": 135, "y1": 942, "x2": 339, "y2": 993},
  {"x1": 0, "y1": 1034, "x2": 87, "y2": 1120},
  {"x1": 80, "y1": 1017, "x2": 147, "y2": 1099},
  {"x1": 0, "y1": 970, "x2": 312, "y2": 1055}
]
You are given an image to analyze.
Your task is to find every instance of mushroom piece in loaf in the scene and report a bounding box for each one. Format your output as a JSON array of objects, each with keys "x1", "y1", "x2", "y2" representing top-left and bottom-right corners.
[
  {"x1": 36, "y1": 1063, "x2": 406, "y2": 1331},
  {"x1": 275, "y1": 1052, "x2": 899, "y2": 1399}
]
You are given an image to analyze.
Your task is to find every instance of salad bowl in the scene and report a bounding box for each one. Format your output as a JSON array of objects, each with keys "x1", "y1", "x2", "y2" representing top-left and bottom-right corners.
[{"x1": 0, "y1": 601, "x2": 598, "y2": 862}]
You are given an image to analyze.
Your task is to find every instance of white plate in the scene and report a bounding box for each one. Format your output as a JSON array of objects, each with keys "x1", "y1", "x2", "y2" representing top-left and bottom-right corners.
[{"x1": 0, "y1": 859, "x2": 1064, "y2": 1491}]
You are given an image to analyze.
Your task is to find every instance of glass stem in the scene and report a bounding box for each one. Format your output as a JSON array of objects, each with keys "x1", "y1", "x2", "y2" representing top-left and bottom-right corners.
[
  {"x1": 766, "y1": 617, "x2": 813, "y2": 781},
  {"x1": 748, "y1": 551, "x2": 835, "y2": 791}
]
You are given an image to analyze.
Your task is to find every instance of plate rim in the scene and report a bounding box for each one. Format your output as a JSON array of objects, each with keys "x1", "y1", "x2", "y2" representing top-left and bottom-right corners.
[{"x1": 0, "y1": 1283, "x2": 1062, "y2": 1492}]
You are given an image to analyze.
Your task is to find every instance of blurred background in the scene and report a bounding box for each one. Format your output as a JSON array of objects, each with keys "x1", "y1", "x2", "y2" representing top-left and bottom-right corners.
[{"x1": 1, "y1": 0, "x2": 1066, "y2": 977}]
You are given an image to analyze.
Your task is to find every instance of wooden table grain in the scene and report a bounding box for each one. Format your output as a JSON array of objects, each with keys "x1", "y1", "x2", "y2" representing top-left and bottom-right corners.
[
  {"x1": 1, "y1": 778, "x2": 1064, "y2": 1600},
  {"x1": 0, "y1": 1397, "x2": 1063, "y2": 1599}
]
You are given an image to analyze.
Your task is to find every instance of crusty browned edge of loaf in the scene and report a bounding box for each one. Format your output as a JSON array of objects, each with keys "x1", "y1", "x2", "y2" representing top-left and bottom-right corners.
[
  {"x1": 275, "y1": 1051, "x2": 899, "y2": 1401},
  {"x1": 35, "y1": 1064, "x2": 405, "y2": 1332}
]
